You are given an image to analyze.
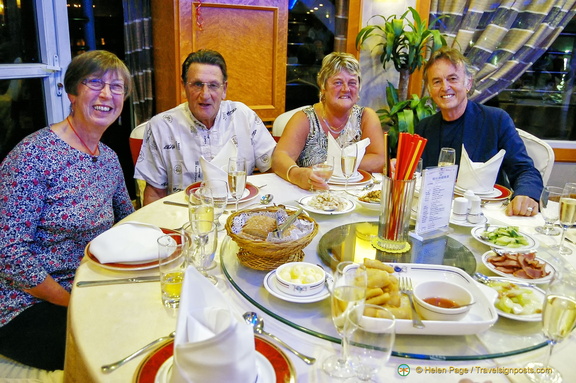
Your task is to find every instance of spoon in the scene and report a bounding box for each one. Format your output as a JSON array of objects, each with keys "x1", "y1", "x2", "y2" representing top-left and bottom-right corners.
[
  {"x1": 243, "y1": 193, "x2": 274, "y2": 209},
  {"x1": 101, "y1": 331, "x2": 176, "y2": 373},
  {"x1": 242, "y1": 311, "x2": 316, "y2": 365}
]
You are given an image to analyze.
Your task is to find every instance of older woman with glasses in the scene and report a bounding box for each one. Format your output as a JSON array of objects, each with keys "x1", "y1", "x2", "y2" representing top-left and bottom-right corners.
[
  {"x1": 135, "y1": 49, "x2": 276, "y2": 205},
  {"x1": 0, "y1": 50, "x2": 134, "y2": 371},
  {"x1": 272, "y1": 52, "x2": 385, "y2": 191}
]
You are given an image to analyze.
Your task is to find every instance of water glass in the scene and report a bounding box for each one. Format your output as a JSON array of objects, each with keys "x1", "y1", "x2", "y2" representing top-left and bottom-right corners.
[
  {"x1": 536, "y1": 186, "x2": 562, "y2": 236},
  {"x1": 312, "y1": 157, "x2": 334, "y2": 192},
  {"x1": 184, "y1": 220, "x2": 218, "y2": 284},
  {"x1": 187, "y1": 186, "x2": 214, "y2": 224},
  {"x1": 201, "y1": 179, "x2": 228, "y2": 230},
  {"x1": 438, "y1": 147, "x2": 456, "y2": 167},
  {"x1": 343, "y1": 304, "x2": 395, "y2": 382},
  {"x1": 158, "y1": 232, "x2": 188, "y2": 308}
]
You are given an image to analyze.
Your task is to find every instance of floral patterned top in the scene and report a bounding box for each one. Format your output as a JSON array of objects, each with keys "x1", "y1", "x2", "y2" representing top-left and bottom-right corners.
[
  {"x1": 0, "y1": 127, "x2": 134, "y2": 326},
  {"x1": 296, "y1": 105, "x2": 364, "y2": 167}
]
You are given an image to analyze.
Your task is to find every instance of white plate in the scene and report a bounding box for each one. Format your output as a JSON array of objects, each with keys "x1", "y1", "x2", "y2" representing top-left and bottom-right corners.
[
  {"x1": 329, "y1": 172, "x2": 363, "y2": 183},
  {"x1": 154, "y1": 352, "x2": 274, "y2": 383},
  {"x1": 263, "y1": 270, "x2": 330, "y2": 303},
  {"x1": 356, "y1": 198, "x2": 380, "y2": 211},
  {"x1": 455, "y1": 186, "x2": 501, "y2": 198},
  {"x1": 390, "y1": 263, "x2": 498, "y2": 335},
  {"x1": 450, "y1": 214, "x2": 487, "y2": 227},
  {"x1": 297, "y1": 195, "x2": 355, "y2": 215},
  {"x1": 483, "y1": 277, "x2": 545, "y2": 322},
  {"x1": 471, "y1": 225, "x2": 538, "y2": 250},
  {"x1": 481, "y1": 250, "x2": 555, "y2": 284}
]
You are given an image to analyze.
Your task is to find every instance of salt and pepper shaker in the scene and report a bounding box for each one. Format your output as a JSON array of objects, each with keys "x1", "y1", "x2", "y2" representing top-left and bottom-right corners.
[
  {"x1": 452, "y1": 197, "x2": 469, "y2": 221},
  {"x1": 463, "y1": 190, "x2": 476, "y2": 212},
  {"x1": 467, "y1": 195, "x2": 483, "y2": 224}
]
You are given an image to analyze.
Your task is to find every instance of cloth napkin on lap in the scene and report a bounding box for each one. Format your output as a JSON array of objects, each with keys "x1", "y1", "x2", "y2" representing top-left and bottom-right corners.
[
  {"x1": 89, "y1": 222, "x2": 165, "y2": 264},
  {"x1": 170, "y1": 267, "x2": 257, "y2": 383},
  {"x1": 456, "y1": 146, "x2": 506, "y2": 193},
  {"x1": 327, "y1": 135, "x2": 370, "y2": 177}
]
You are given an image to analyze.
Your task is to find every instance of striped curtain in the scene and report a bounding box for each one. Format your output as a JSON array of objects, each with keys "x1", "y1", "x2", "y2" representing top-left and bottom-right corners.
[
  {"x1": 430, "y1": 0, "x2": 576, "y2": 103},
  {"x1": 122, "y1": 0, "x2": 154, "y2": 125}
]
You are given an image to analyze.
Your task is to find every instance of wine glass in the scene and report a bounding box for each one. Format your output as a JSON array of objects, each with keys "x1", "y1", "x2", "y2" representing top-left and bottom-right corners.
[
  {"x1": 187, "y1": 186, "x2": 214, "y2": 224},
  {"x1": 227, "y1": 157, "x2": 247, "y2": 212},
  {"x1": 525, "y1": 271, "x2": 576, "y2": 383},
  {"x1": 312, "y1": 157, "x2": 334, "y2": 192},
  {"x1": 438, "y1": 147, "x2": 456, "y2": 167},
  {"x1": 536, "y1": 186, "x2": 563, "y2": 236},
  {"x1": 201, "y1": 179, "x2": 228, "y2": 231},
  {"x1": 184, "y1": 220, "x2": 218, "y2": 284},
  {"x1": 341, "y1": 145, "x2": 358, "y2": 192},
  {"x1": 558, "y1": 183, "x2": 576, "y2": 256},
  {"x1": 322, "y1": 261, "x2": 367, "y2": 378},
  {"x1": 343, "y1": 304, "x2": 395, "y2": 382}
]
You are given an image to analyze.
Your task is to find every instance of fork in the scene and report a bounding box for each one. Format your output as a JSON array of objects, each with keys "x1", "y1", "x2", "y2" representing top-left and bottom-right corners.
[{"x1": 399, "y1": 276, "x2": 425, "y2": 329}]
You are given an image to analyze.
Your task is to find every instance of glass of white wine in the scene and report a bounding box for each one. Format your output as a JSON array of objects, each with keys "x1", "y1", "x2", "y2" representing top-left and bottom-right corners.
[
  {"x1": 341, "y1": 145, "x2": 358, "y2": 192},
  {"x1": 536, "y1": 186, "x2": 563, "y2": 236},
  {"x1": 187, "y1": 186, "x2": 214, "y2": 224},
  {"x1": 201, "y1": 179, "x2": 228, "y2": 231},
  {"x1": 558, "y1": 183, "x2": 576, "y2": 256},
  {"x1": 312, "y1": 157, "x2": 334, "y2": 192},
  {"x1": 227, "y1": 157, "x2": 247, "y2": 212},
  {"x1": 438, "y1": 147, "x2": 456, "y2": 167},
  {"x1": 525, "y1": 271, "x2": 576, "y2": 383},
  {"x1": 322, "y1": 261, "x2": 367, "y2": 379}
]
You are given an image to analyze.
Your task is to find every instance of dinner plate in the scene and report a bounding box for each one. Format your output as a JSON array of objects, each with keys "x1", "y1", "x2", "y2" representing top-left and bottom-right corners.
[
  {"x1": 481, "y1": 250, "x2": 555, "y2": 284},
  {"x1": 134, "y1": 336, "x2": 295, "y2": 383},
  {"x1": 297, "y1": 195, "x2": 355, "y2": 215},
  {"x1": 449, "y1": 214, "x2": 487, "y2": 227},
  {"x1": 454, "y1": 184, "x2": 512, "y2": 202},
  {"x1": 328, "y1": 169, "x2": 372, "y2": 186},
  {"x1": 85, "y1": 227, "x2": 177, "y2": 271},
  {"x1": 185, "y1": 182, "x2": 259, "y2": 205},
  {"x1": 471, "y1": 225, "x2": 538, "y2": 250},
  {"x1": 263, "y1": 270, "x2": 330, "y2": 303},
  {"x1": 483, "y1": 277, "x2": 545, "y2": 322}
]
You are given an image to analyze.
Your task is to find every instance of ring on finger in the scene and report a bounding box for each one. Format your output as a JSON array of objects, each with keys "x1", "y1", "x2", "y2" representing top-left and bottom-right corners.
[{"x1": 527, "y1": 206, "x2": 534, "y2": 214}]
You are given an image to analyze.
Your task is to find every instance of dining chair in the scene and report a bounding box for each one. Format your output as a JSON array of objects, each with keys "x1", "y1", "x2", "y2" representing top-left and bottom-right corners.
[
  {"x1": 517, "y1": 128, "x2": 555, "y2": 184},
  {"x1": 272, "y1": 105, "x2": 309, "y2": 140},
  {"x1": 129, "y1": 122, "x2": 147, "y2": 208}
]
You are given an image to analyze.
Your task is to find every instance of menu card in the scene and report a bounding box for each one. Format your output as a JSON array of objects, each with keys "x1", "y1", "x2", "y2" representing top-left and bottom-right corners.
[{"x1": 411, "y1": 165, "x2": 458, "y2": 240}]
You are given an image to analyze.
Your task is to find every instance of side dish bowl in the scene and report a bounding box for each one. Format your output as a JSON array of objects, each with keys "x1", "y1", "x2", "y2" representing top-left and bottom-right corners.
[
  {"x1": 275, "y1": 262, "x2": 325, "y2": 297},
  {"x1": 413, "y1": 281, "x2": 474, "y2": 321}
]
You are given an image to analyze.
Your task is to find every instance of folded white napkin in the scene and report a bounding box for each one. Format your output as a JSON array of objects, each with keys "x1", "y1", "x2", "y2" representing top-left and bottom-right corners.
[
  {"x1": 456, "y1": 146, "x2": 505, "y2": 193},
  {"x1": 90, "y1": 222, "x2": 164, "y2": 264},
  {"x1": 199, "y1": 156, "x2": 227, "y2": 184},
  {"x1": 327, "y1": 135, "x2": 370, "y2": 177},
  {"x1": 170, "y1": 267, "x2": 257, "y2": 383}
]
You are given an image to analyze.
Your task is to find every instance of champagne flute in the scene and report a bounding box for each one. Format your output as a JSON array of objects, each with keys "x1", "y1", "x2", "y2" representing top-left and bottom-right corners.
[
  {"x1": 323, "y1": 261, "x2": 367, "y2": 378},
  {"x1": 227, "y1": 157, "x2": 247, "y2": 212},
  {"x1": 341, "y1": 145, "x2": 358, "y2": 192},
  {"x1": 187, "y1": 186, "x2": 214, "y2": 224},
  {"x1": 343, "y1": 304, "x2": 395, "y2": 382},
  {"x1": 184, "y1": 220, "x2": 218, "y2": 284},
  {"x1": 558, "y1": 183, "x2": 576, "y2": 256},
  {"x1": 201, "y1": 179, "x2": 228, "y2": 231},
  {"x1": 438, "y1": 147, "x2": 456, "y2": 167},
  {"x1": 536, "y1": 186, "x2": 562, "y2": 236},
  {"x1": 312, "y1": 157, "x2": 334, "y2": 192},
  {"x1": 525, "y1": 271, "x2": 576, "y2": 383}
]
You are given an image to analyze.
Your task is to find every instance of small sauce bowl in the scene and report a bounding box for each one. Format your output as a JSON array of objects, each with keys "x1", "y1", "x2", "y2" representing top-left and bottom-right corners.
[{"x1": 413, "y1": 281, "x2": 474, "y2": 321}]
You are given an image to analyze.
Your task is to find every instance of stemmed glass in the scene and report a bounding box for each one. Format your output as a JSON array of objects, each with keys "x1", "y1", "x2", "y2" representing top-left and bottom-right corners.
[
  {"x1": 187, "y1": 186, "x2": 214, "y2": 224},
  {"x1": 343, "y1": 304, "x2": 395, "y2": 382},
  {"x1": 536, "y1": 186, "x2": 563, "y2": 236},
  {"x1": 323, "y1": 261, "x2": 367, "y2": 378},
  {"x1": 312, "y1": 157, "x2": 334, "y2": 192},
  {"x1": 557, "y1": 183, "x2": 576, "y2": 255},
  {"x1": 525, "y1": 271, "x2": 576, "y2": 383},
  {"x1": 341, "y1": 145, "x2": 358, "y2": 192},
  {"x1": 227, "y1": 157, "x2": 247, "y2": 212},
  {"x1": 184, "y1": 220, "x2": 218, "y2": 284},
  {"x1": 438, "y1": 147, "x2": 456, "y2": 167},
  {"x1": 201, "y1": 179, "x2": 228, "y2": 231}
]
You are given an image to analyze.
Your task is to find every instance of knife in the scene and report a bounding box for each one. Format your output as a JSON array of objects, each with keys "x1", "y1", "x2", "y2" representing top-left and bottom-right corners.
[
  {"x1": 76, "y1": 276, "x2": 160, "y2": 287},
  {"x1": 163, "y1": 201, "x2": 188, "y2": 208}
]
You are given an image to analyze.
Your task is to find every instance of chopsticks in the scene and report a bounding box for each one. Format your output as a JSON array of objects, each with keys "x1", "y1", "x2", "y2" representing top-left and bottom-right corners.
[{"x1": 394, "y1": 133, "x2": 427, "y2": 180}]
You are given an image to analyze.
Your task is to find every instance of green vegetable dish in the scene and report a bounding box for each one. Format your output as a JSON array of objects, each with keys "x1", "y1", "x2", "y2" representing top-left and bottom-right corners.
[
  {"x1": 489, "y1": 281, "x2": 543, "y2": 316},
  {"x1": 481, "y1": 226, "x2": 529, "y2": 248}
]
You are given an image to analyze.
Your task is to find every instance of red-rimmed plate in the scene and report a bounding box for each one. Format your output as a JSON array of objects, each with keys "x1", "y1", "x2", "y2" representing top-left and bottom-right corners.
[
  {"x1": 134, "y1": 336, "x2": 295, "y2": 383},
  {"x1": 328, "y1": 169, "x2": 372, "y2": 186},
  {"x1": 454, "y1": 184, "x2": 512, "y2": 202},
  {"x1": 85, "y1": 228, "x2": 178, "y2": 271},
  {"x1": 185, "y1": 182, "x2": 260, "y2": 205}
]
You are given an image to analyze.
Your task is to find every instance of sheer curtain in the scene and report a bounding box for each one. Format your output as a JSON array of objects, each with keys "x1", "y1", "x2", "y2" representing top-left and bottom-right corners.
[
  {"x1": 430, "y1": 0, "x2": 576, "y2": 103},
  {"x1": 122, "y1": 0, "x2": 154, "y2": 125}
]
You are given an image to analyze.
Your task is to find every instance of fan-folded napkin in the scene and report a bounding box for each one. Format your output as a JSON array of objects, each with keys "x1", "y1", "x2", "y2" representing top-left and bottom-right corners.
[
  {"x1": 199, "y1": 138, "x2": 237, "y2": 181},
  {"x1": 89, "y1": 222, "x2": 164, "y2": 264},
  {"x1": 456, "y1": 146, "x2": 506, "y2": 193},
  {"x1": 327, "y1": 135, "x2": 370, "y2": 177},
  {"x1": 170, "y1": 266, "x2": 257, "y2": 383}
]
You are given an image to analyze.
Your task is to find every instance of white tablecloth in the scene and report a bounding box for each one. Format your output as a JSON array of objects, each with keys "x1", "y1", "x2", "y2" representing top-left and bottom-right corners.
[{"x1": 64, "y1": 173, "x2": 576, "y2": 383}]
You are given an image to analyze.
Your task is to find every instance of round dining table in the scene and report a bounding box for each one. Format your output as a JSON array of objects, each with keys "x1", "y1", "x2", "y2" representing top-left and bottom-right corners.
[{"x1": 64, "y1": 172, "x2": 576, "y2": 383}]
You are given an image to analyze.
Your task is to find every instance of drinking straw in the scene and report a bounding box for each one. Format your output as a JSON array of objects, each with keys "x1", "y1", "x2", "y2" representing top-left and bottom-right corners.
[{"x1": 383, "y1": 132, "x2": 389, "y2": 177}]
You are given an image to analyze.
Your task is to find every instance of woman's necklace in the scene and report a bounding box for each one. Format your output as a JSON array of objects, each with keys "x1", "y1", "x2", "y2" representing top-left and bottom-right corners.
[
  {"x1": 66, "y1": 116, "x2": 98, "y2": 162},
  {"x1": 322, "y1": 105, "x2": 349, "y2": 135}
]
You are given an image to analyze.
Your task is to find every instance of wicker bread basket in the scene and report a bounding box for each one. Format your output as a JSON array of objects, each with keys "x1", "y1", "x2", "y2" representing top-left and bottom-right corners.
[{"x1": 225, "y1": 207, "x2": 318, "y2": 271}]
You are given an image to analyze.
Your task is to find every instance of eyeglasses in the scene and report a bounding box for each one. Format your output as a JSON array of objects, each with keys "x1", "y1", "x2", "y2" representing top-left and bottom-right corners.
[
  {"x1": 186, "y1": 81, "x2": 224, "y2": 93},
  {"x1": 82, "y1": 79, "x2": 126, "y2": 95}
]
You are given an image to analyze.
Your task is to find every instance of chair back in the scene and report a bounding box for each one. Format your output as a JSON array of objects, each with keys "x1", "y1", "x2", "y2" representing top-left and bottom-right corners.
[
  {"x1": 272, "y1": 105, "x2": 309, "y2": 139},
  {"x1": 517, "y1": 128, "x2": 555, "y2": 184},
  {"x1": 129, "y1": 122, "x2": 147, "y2": 165}
]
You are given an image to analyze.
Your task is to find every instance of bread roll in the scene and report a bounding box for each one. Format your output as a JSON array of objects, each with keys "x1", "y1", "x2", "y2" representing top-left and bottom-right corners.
[{"x1": 241, "y1": 215, "x2": 277, "y2": 239}]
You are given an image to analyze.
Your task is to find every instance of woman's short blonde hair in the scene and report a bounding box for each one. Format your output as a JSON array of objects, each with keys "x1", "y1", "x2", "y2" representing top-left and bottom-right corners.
[{"x1": 317, "y1": 52, "x2": 361, "y2": 98}]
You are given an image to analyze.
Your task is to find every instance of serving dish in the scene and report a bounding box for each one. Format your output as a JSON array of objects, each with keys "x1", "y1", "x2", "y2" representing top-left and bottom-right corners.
[
  {"x1": 263, "y1": 270, "x2": 330, "y2": 303},
  {"x1": 297, "y1": 195, "x2": 355, "y2": 215},
  {"x1": 471, "y1": 225, "x2": 538, "y2": 250},
  {"x1": 275, "y1": 262, "x2": 325, "y2": 296},
  {"x1": 481, "y1": 250, "x2": 555, "y2": 284},
  {"x1": 483, "y1": 276, "x2": 545, "y2": 322}
]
